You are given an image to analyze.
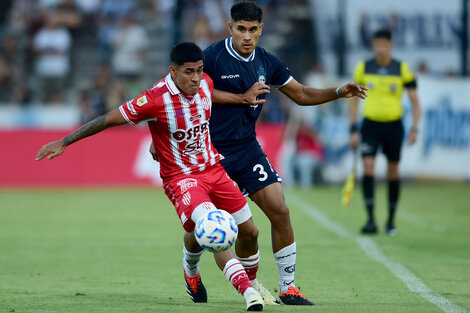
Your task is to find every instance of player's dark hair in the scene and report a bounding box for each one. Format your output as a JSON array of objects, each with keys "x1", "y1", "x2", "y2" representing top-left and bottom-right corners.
[
  {"x1": 170, "y1": 42, "x2": 204, "y2": 66},
  {"x1": 373, "y1": 28, "x2": 392, "y2": 41},
  {"x1": 231, "y1": 1, "x2": 263, "y2": 22}
]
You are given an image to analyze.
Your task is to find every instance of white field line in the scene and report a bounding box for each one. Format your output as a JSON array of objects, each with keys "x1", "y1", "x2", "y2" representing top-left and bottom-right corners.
[{"x1": 287, "y1": 192, "x2": 468, "y2": 313}]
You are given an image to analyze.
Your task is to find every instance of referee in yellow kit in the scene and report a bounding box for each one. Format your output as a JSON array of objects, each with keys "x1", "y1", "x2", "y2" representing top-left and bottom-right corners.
[{"x1": 349, "y1": 28, "x2": 421, "y2": 236}]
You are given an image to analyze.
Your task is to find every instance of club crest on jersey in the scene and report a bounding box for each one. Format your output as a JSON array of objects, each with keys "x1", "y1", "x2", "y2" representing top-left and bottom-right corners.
[
  {"x1": 257, "y1": 66, "x2": 266, "y2": 84},
  {"x1": 177, "y1": 178, "x2": 197, "y2": 194},
  {"x1": 136, "y1": 95, "x2": 148, "y2": 106},
  {"x1": 249, "y1": 66, "x2": 267, "y2": 109},
  {"x1": 201, "y1": 97, "x2": 211, "y2": 110}
]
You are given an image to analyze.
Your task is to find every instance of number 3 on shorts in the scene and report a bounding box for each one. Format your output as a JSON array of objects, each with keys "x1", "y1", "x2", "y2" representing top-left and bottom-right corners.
[{"x1": 253, "y1": 164, "x2": 268, "y2": 181}]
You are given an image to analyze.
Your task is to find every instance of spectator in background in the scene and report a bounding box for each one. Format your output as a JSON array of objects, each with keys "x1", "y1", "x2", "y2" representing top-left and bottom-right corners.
[
  {"x1": 75, "y1": 0, "x2": 101, "y2": 16},
  {"x1": 97, "y1": 0, "x2": 134, "y2": 63},
  {"x1": 0, "y1": 55, "x2": 13, "y2": 103},
  {"x1": 54, "y1": 0, "x2": 83, "y2": 34},
  {"x1": 74, "y1": 0, "x2": 100, "y2": 35},
  {"x1": 78, "y1": 64, "x2": 110, "y2": 122},
  {"x1": 417, "y1": 60, "x2": 429, "y2": 76},
  {"x1": 33, "y1": 12, "x2": 72, "y2": 103},
  {"x1": 0, "y1": 0, "x2": 14, "y2": 42},
  {"x1": 190, "y1": 14, "x2": 213, "y2": 49},
  {"x1": 282, "y1": 107, "x2": 325, "y2": 188},
  {"x1": 111, "y1": 14, "x2": 148, "y2": 100},
  {"x1": 293, "y1": 120, "x2": 324, "y2": 188},
  {"x1": 180, "y1": 0, "x2": 231, "y2": 44}
]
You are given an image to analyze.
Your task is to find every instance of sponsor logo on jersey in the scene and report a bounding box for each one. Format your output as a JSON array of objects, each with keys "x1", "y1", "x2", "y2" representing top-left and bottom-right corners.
[
  {"x1": 221, "y1": 74, "x2": 240, "y2": 79},
  {"x1": 189, "y1": 114, "x2": 202, "y2": 121},
  {"x1": 172, "y1": 121, "x2": 209, "y2": 142},
  {"x1": 136, "y1": 95, "x2": 148, "y2": 106},
  {"x1": 182, "y1": 192, "x2": 191, "y2": 206},
  {"x1": 183, "y1": 138, "x2": 207, "y2": 156},
  {"x1": 201, "y1": 97, "x2": 211, "y2": 110},
  {"x1": 177, "y1": 178, "x2": 198, "y2": 194},
  {"x1": 126, "y1": 101, "x2": 137, "y2": 115}
]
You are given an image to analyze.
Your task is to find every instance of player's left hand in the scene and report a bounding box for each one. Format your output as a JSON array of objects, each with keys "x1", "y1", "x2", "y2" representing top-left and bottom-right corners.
[
  {"x1": 338, "y1": 83, "x2": 368, "y2": 99},
  {"x1": 407, "y1": 129, "x2": 417, "y2": 145},
  {"x1": 242, "y1": 82, "x2": 270, "y2": 106}
]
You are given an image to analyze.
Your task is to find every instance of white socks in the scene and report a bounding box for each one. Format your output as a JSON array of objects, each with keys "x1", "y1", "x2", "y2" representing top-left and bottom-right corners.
[
  {"x1": 183, "y1": 246, "x2": 204, "y2": 277},
  {"x1": 237, "y1": 250, "x2": 260, "y2": 286},
  {"x1": 274, "y1": 242, "x2": 296, "y2": 293},
  {"x1": 223, "y1": 258, "x2": 251, "y2": 295}
]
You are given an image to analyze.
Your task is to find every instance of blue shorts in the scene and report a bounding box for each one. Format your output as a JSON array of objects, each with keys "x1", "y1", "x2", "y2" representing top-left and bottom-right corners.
[{"x1": 218, "y1": 140, "x2": 282, "y2": 196}]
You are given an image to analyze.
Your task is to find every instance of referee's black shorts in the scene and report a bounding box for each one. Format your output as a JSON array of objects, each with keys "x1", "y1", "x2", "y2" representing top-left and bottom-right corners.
[{"x1": 360, "y1": 118, "x2": 404, "y2": 162}]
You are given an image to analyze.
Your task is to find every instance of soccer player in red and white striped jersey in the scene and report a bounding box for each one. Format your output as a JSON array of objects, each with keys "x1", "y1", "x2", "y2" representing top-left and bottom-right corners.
[
  {"x1": 35, "y1": 42, "x2": 265, "y2": 311},
  {"x1": 119, "y1": 71, "x2": 221, "y2": 179}
]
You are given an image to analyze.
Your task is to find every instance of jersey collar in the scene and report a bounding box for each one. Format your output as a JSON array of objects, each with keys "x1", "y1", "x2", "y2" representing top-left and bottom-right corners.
[
  {"x1": 165, "y1": 73, "x2": 180, "y2": 96},
  {"x1": 225, "y1": 37, "x2": 255, "y2": 62}
]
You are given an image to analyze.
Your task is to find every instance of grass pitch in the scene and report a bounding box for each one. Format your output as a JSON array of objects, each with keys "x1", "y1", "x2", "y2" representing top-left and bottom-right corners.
[{"x1": 1, "y1": 183, "x2": 469, "y2": 313}]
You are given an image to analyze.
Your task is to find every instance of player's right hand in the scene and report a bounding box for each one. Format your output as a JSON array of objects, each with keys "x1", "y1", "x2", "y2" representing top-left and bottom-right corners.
[
  {"x1": 243, "y1": 82, "x2": 270, "y2": 106},
  {"x1": 350, "y1": 132, "x2": 360, "y2": 149},
  {"x1": 35, "y1": 140, "x2": 67, "y2": 161}
]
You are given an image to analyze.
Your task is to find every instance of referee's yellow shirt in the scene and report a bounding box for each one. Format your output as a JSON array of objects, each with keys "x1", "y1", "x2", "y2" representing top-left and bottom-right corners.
[{"x1": 353, "y1": 59, "x2": 417, "y2": 122}]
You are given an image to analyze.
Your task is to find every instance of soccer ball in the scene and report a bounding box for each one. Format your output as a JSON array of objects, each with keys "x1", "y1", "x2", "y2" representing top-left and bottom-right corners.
[{"x1": 195, "y1": 209, "x2": 238, "y2": 252}]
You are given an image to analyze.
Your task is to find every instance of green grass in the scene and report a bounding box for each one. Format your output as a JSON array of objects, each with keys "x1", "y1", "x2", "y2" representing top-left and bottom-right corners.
[{"x1": 1, "y1": 183, "x2": 469, "y2": 313}]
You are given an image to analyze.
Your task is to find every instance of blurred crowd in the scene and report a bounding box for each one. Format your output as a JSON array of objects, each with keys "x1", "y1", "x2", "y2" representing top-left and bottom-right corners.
[
  {"x1": 0, "y1": 0, "x2": 295, "y2": 118},
  {"x1": 1, "y1": 0, "x2": 458, "y2": 188},
  {"x1": 0, "y1": 0, "x2": 151, "y2": 112},
  {"x1": 0, "y1": 0, "x2": 351, "y2": 188}
]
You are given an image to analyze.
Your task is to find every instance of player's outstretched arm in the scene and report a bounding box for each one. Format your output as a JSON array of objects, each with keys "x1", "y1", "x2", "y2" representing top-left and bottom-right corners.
[
  {"x1": 349, "y1": 97, "x2": 360, "y2": 150},
  {"x1": 35, "y1": 108, "x2": 127, "y2": 161},
  {"x1": 212, "y1": 82, "x2": 270, "y2": 106},
  {"x1": 279, "y1": 78, "x2": 367, "y2": 106}
]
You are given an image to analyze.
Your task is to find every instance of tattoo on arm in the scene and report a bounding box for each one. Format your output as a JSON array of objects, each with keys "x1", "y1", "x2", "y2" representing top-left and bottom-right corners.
[{"x1": 63, "y1": 115, "x2": 107, "y2": 145}]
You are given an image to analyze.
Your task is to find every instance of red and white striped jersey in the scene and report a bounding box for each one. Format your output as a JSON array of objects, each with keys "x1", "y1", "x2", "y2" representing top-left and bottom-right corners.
[{"x1": 119, "y1": 73, "x2": 224, "y2": 180}]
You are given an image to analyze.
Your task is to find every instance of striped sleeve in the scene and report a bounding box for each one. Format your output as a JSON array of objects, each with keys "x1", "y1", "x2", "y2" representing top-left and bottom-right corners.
[{"x1": 119, "y1": 90, "x2": 158, "y2": 125}]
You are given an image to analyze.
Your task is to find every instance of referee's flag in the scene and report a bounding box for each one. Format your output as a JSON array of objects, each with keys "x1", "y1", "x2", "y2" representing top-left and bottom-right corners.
[{"x1": 341, "y1": 150, "x2": 358, "y2": 207}]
